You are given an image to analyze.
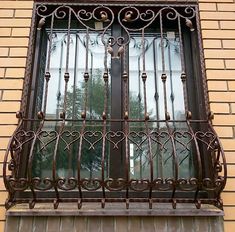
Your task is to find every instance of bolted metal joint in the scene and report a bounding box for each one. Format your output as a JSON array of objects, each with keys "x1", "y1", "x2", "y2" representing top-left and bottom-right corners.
[
  {"x1": 122, "y1": 71, "x2": 128, "y2": 82},
  {"x1": 45, "y1": 72, "x2": 51, "y2": 81},
  {"x1": 161, "y1": 73, "x2": 167, "y2": 81},
  {"x1": 141, "y1": 72, "x2": 147, "y2": 82},
  {"x1": 37, "y1": 111, "x2": 45, "y2": 119},
  {"x1": 102, "y1": 112, "x2": 107, "y2": 120},
  {"x1": 186, "y1": 111, "x2": 192, "y2": 120},
  {"x1": 16, "y1": 111, "x2": 23, "y2": 119},
  {"x1": 124, "y1": 111, "x2": 128, "y2": 120},
  {"x1": 60, "y1": 111, "x2": 66, "y2": 119},
  {"x1": 81, "y1": 111, "x2": 86, "y2": 119},
  {"x1": 84, "y1": 72, "x2": 89, "y2": 82},
  {"x1": 145, "y1": 113, "x2": 150, "y2": 121},
  {"x1": 208, "y1": 111, "x2": 214, "y2": 120},
  {"x1": 64, "y1": 72, "x2": 70, "y2": 82},
  {"x1": 181, "y1": 72, "x2": 186, "y2": 81},
  {"x1": 103, "y1": 72, "x2": 108, "y2": 82}
]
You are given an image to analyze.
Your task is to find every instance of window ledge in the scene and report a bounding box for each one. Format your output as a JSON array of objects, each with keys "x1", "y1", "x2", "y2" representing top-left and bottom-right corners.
[{"x1": 6, "y1": 203, "x2": 224, "y2": 217}]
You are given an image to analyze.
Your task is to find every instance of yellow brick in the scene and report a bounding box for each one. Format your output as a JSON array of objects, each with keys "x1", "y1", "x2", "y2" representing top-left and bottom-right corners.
[
  {"x1": 0, "y1": 102, "x2": 20, "y2": 113},
  {"x1": 221, "y1": 21, "x2": 235, "y2": 30},
  {"x1": 220, "y1": 139, "x2": 235, "y2": 151},
  {"x1": 0, "y1": 18, "x2": 31, "y2": 27},
  {"x1": 223, "y1": 40, "x2": 235, "y2": 49},
  {"x1": 2, "y1": 90, "x2": 22, "y2": 101},
  {"x1": 0, "y1": 221, "x2": 5, "y2": 232},
  {"x1": 0, "y1": 207, "x2": 5, "y2": 221},
  {"x1": 9, "y1": 48, "x2": 28, "y2": 57},
  {"x1": 0, "y1": 114, "x2": 17, "y2": 125},
  {"x1": 205, "y1": 60, "x2": 224, "y2": 69},
  {"x1": 12, "y1": 27, "x2": 30, "y2": 37},
  {"x1": 0, "y1": 48, "x2": 8, "y2": 57},
  {"x1": 200, "y1": 12, "x2": 235, "y2": 20},
  {"x1": 0, "y1": 28, "x2": 11, "y2": 37},
  {"x1": 199, "y1": 3, "x2": 217, "y2": 11},
  {"x1": 207, "y1": 80, "x2": 227, "y2": 90},
  {"x1": 0, "y1": 192, "x2": 7, "y2": 205},
  {"x1": 224, "y1": 207, "x2": 235, "y2": 220},
  {"x1": 0, "y1": 79, "x2": 23, "y2": 90},
  {"x1": 202, "y1": 30, "x2": 235, "y2": 39},
  {"x1": 0, "y1": 58, "x2": 26, "y2": 68},
  {"x1": 203, "y1": 40, "x2": 222, "y2": 49},
  {"x1": 5, "y1": 68, "x2": 25, "y2": 78},
  {"x1": 0, "y1": 177, "x2": 6, "y2": 191},
  {"x1": 222, "y1": 192, "x2": 235, "y2": 206},
  {"x1": 206, "y1": 70, "x2": 235, "y2": 80},
  {"x1": 0, "y1": 125, "x2": 16, "y2": 136},
  {"x1": 228, "y1": 81, "x2": 235, "y2": 90},
  {"x1": 0, "y1": 9, "x2": 14, "y2": 18},
  {"x1": 0, "y1": 1, "x2": 33, "y2": 9},
  {"x1": 231, "y1": 103, "x2": 235, "y2": 113},
  {"x1": 224, "y1": 221, "x2": 235, "y2": 232},
  {"x1": 0, "y1": 69, "x2": 4, "y2": 78},
  {"x1": 0, "y1": 137, "x2": 10, "y2": 150},
  {"x1": 15, "y1": 9, "x2": 32, "y2": 18},
  {"x1": 210, "y1": 103, "x2": 230, "y2": 113},
  {"x1": 210, "y1": 92, "x2": 235, "y2": 102},
  {"x1": 214, "y1": 115, "x2": 235, "y2": 126},
  {"x1": 0, "y1": 38, "x2": 29, "y2": 47},
  {"x1": 214, "y1": 126, "x2": 233, "y2": 138},
  {"x1": 225, "y1": 152, "x2": 235, "y2": 164},
  {"x1": 201, "y1": 21, "x2": 219, "y2": 29},
  {"x1": 225, "y1": 60, "x2": 235, "y2": 69},
  {"x1": 217, "y1": 3, "x2": 235, "y2": 12},
  {"x1": 205, "y1": 49, "x2": 235, "y2": 59},
  {"x1": 224, "y1": 178, "x2": 235, "y2": 191}
]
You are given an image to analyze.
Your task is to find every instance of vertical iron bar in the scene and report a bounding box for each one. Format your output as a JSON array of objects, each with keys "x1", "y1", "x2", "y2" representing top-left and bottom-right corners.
[
  {"x1": 101, "y1": 39, "x2": 109, "y2": 208},
  {"x1": 178, "y1": 15, "x2": 188, "y2": 113},
  {"x1": 43, "y1": 14, "x2": 55, "y2": 115},
  {"x1": 160, "y1": 11, "x2": 178, "y2": 208},
  {"x1": 140, "y1": 29, "x2": 154, "y2": 209},
  {"x1": 153, "y1": 38, "x2": 163, "y2": 178},
  {"x1": 167, "y1": 40, "x2": 175, "y2": 121},
  {"x1": 72, "y1": 34, "x2": 78, "y2": 121},
  {"x1": 56, "y1": 40, "x2": 63, "y2": 119}
]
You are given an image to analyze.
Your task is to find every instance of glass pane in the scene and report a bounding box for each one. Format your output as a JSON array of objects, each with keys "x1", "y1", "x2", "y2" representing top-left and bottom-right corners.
[
  {"x1": 129, "y1": 32, "x2": 184, "y2": 121},
  {"x1": 128, "y1": 32, "x2": 195, "y2": 180},
  {"x1": 33, "y1": 30, "x2": 111, "y2": 182}
]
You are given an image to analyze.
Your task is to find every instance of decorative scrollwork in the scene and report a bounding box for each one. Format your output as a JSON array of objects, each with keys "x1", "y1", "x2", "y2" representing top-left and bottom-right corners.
[
  {"x1": 104, "y1": 178, "x2": 126, "y2": 191},
  {"x1": 81, "y1": 178, "x2": 101, "y2": 191},
  {"x1": 8, "y1": 178, "x2": 28, "y2": 191},
  {"x1": 32, "y1": 177, "x2": 53, "y2": 190},
  {"x1": 129, "y1": 179, "x2": 149, "y2": 191},
  {"x1": 57, "y1": 177, "x2": 77, "y2": 191}
]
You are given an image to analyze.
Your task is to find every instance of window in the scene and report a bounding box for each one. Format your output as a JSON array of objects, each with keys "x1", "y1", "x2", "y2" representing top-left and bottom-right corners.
[{"x1": 3, "y1": 2, "x2": 227, "y2": 210}]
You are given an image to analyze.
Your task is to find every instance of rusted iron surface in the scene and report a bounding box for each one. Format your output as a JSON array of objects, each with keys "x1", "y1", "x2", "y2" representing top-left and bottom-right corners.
[{"x1": 3, "y1": 2, "x2": 226, "y2": 210}]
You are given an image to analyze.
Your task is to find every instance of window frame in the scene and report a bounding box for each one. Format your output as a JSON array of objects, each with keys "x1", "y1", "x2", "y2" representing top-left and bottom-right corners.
[{"x1": 3, "y1": 1, "x2": 227, "y2": 211}]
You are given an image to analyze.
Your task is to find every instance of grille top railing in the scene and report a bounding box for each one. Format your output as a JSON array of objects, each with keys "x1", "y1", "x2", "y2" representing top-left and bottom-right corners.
[{"x1": 3, "y1": 2, "x2": 227, "y2": 210}]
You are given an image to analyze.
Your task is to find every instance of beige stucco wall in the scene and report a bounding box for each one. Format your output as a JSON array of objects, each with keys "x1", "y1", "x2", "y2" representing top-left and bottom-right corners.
[{"x1": 0, "y1": 0, "x2": 234, "y2": 231}]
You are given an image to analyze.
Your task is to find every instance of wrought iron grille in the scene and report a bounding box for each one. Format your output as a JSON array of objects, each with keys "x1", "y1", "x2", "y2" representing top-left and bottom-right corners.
[{"x1": 3, "y1": 2, "x2": 227, "y2": 210}]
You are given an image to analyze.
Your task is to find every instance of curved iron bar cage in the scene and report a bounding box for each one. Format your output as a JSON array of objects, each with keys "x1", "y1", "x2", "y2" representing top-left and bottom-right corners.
[{"x1": 3, "y1": 2, "x2": 227, "y2": 210}]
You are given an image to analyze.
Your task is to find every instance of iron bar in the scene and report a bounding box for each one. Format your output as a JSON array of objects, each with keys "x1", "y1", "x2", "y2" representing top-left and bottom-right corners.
[{"x1": 2, "y1": 3, "x2": 226, "y2": 211}]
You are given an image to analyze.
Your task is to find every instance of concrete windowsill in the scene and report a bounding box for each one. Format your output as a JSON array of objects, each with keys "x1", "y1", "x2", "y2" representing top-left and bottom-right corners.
[{"x1": 6, "y1": 203, "x2": 224, "y2": 217}]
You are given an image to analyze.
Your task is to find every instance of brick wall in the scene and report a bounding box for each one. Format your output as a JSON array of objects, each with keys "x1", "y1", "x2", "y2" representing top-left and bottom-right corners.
[
  {"x1": 0, "y1": 0, "x2": 235, "y2": 232},
  {"x1": 199, "y1": 0, "x2": 235, "y2": 231},
  {"x1": 0, "y1": 0, "x2": 33, "y2": 231}
]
